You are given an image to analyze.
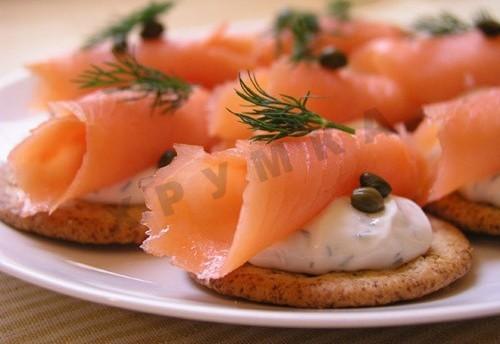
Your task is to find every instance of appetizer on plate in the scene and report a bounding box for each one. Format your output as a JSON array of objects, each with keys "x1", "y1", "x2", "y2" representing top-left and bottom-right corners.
[
  {"x1": 140, "y1": 77, "x2": 472, "y2": 308},
  {"x1": 0, "y1": 59, "x2": 212, "y2": 244}
]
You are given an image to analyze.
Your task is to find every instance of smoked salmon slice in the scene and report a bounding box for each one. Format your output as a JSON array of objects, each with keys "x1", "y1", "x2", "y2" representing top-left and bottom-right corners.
[
  {"x1": 208, "y1": 59, "x2": 416, "y2": 144},
  {"x1": 315, "y1": 17, "x2": 406, "y2": 54},
  {"x1": 142, "y1": 130, "x2": 425, "y2": 279},
  {"x1": 350, "y1": 31, "x2": 500, "y2": 106},
  {"x1": 29, "y1": 27, "x2": 265, "y2": 106},
  {"x1": 208, "y1": 69, "x2": 269, "y2": 143},
  {"x1": 410, "y1": 87, "x2": 500, "y2": 203},
  {"x1": 8, "y1": 88, "x2": 211, "y2": 214}
]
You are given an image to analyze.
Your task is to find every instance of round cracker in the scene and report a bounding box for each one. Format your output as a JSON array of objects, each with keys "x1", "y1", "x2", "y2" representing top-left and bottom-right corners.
[
  {"x1": 191, "y1": 217, "x2": 472, "y2": 308},
  {"x1": 0, "y1": 165, "x2": 146, "y2": 245},
  {"x1": 426, "y1": 192, "x2": 500, "y2": 236}
]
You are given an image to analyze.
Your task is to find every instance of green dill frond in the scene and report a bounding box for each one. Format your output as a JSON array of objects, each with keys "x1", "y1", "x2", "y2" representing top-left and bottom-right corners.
[
  {"x1": 413, "y1": 9, "x2": 500, "y2": 37},
  {"x1": 228, "y1": 72, "x2": 355, "y2": 143},
  {"x1": 74, "y1": 55, "x2": 192, "y2": 113},
  {"x1": 83, "y1": 1, "x2": 174, "y2": 49},
  {"x1": 328, "y1": 0, "x2": 352, "y2": 21},
  {"x1": 413, "y1": 12, "x2": 469, "y2": 36},
  {"x1": 273, "y1": 8, "x2": 320, "y2": 62}
]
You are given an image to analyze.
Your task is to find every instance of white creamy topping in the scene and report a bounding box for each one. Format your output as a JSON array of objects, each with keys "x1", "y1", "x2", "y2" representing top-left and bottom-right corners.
[
  {"x1": 250, "y1": 196, "x2": 432, "y2": 275},
  {"x1": 460, "y1": 174, "x2": 500, "y2": 208},
  {"x1": 82, "y1": 167, "x2": 156, "y2": 204}
]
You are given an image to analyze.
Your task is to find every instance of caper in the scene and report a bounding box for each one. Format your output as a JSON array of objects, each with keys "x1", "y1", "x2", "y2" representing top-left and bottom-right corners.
[
  {"x1": 318, "y1": 47, "x2": 348, "y2": 70},
  {"x1": 141, "y1": 20, "x2": 165, "y2": 40},
  {"x1": 476, "y1": 19, "x2": 500, "y2": 37},
  {"x1": 351, "y1": 187, "x2": 385, "y2": 213},
  {"x1": 359, "y1": 172, "x2": 392, "y2": 198},
  {"x1": 158, "y1": 149, "x2": 177, "y2": 168},
  {"x1": 111, "y1": 35, "x2": 128, "y2": 55}
]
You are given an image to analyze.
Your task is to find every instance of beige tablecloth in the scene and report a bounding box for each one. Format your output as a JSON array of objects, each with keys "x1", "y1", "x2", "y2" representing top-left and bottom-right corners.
[{"x1": 1, "y1": 1, "x2": 500, "y2": 342}]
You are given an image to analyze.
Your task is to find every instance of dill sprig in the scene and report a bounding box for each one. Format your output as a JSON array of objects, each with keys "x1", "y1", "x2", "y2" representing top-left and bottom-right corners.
[
  {"x1": 474, "y1": 10, "x2": 500, "y2": 37},
  {"x1": 74, "y1": 55, "x2": 192, "y2": 113},
  {"x1": 228, "y1": 72, "x2": 355, "y2": 143},
  {"x1": 413, "y1": 10, "x2": 500, "y2": 37},
  {"x1": 328, "y1": 0, "x2": 352, "y2": 21},
  {"x1": 83, "y1": 1, "x2": 174, "y2": 50},
  {"x1": 412, "y1": 12, "x2": 469, "y2": 36},
  {"x1": 273, "y1": 9, "x2": 320, "y2": 61}
]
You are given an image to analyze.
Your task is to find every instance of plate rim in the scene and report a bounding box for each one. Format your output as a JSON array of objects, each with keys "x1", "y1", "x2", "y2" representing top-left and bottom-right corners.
[
  {"x1": 1, "y1": 222, "x2": 500, "y2": 328},
  {"x1": 1, "y1": 232, "x2": 500, "y2": 329},
  {"x1": 1, "y1": 64, "x2": 500, "y2": 330}
]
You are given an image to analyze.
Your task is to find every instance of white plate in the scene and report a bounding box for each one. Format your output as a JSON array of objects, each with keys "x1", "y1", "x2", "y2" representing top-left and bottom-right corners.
[{"x1": 1, "y1": 67, "x2": 500, "y2": 330}]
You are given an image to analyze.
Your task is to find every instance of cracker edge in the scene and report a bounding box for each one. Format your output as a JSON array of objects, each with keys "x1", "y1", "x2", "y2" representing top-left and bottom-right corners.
[
  {"x1": 191, "y1": 217, "x2": 473, "y2": 308},
  {"x1": 426, "y1": 192, "x2": 500, "y2": 236},
  {"x1": 0, "y1": 165, "x2": 147, "y2": 245}
]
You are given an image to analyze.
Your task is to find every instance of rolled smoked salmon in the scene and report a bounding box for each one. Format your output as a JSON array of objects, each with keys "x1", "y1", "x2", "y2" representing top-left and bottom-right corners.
[
  {"x1": 410, "y1": 87, "x2": 500, "y2": 203},
  {"x1": 29, "y1": 28, "x2": 265, "y2": 106},
  {"x1": 351, "y1": 31, "x2": 500, "y2": 106},
  {"x1": 8, "y1": 88, "x2": 211, "y2": 214},
  {"x1": 142, "y1": 130, "x2": 426, "y2": 279},
  {"x1": 208, "y1": 59, "x2": 416, "y2": 144}
]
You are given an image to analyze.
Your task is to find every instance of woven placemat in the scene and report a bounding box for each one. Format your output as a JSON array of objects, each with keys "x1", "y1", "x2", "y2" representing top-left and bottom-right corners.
[{"x1": 1, "y1": 272, "x2": 499, "y2": 344}]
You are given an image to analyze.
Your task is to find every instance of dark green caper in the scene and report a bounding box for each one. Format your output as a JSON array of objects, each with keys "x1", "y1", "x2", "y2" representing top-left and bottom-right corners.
[
  {"x1": 141, "y1": 20, "x2": 165, "y2": 39},
  {"x1": 318, "y1": 47, "x2": 348, "y2": 70},
  {"x1": 111, "y1": 35, "x2": 128, "y2": 55},
  {"x1": 359, "y1": 172, "x2": 392, "y2": 198},
  {"x1": 476, "y1": 19, "x2": 500, "y2": 37},
  {"x1": 351, "y1": 187, "x2": 385, "y2": 213},
  {"x1": 158, "y1": 149, "x2": 177, "y2": 168}
]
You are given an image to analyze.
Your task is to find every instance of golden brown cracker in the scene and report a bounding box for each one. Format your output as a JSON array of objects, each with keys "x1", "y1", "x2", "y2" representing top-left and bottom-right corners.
[
  {"x1": 0, "y1": 165, "x2": 146, "y2": 245},
  {"x1": 192, "y1": 217, "x2": 472, "y2": 308},
  {"x1": 426, "y1": 192, "x2": 500, "y2": 236}
]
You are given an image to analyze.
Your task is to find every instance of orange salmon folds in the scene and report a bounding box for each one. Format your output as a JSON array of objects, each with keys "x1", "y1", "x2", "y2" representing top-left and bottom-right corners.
[
  {"x1": 208, "y1": 58, "x2": 416, "y2": 145},
  {"x1": 141, "y1": 130, "x2": 426, "y2": 279},
  {"x1": 409, "y1": 87, "x2": 500, "y2": 203},
  {"x1": 350, "y1": 31, "x2": 500, "y2": 106},
  {"x1": 210, "y1": 29, "x2": 500, "y2": 145},
  {"x1": 8, "y1": 88, "x2": 212, "y2": 214},
  {"x1": 29, "y1": 29, "x2": 267, "y2": 107}
]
